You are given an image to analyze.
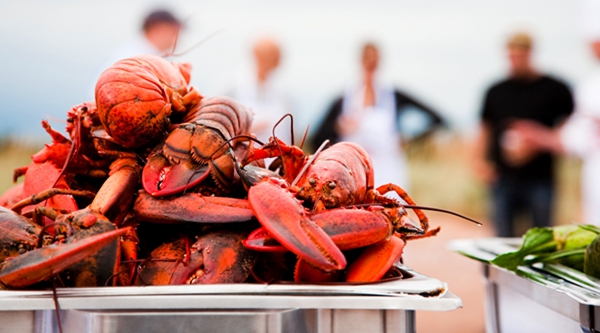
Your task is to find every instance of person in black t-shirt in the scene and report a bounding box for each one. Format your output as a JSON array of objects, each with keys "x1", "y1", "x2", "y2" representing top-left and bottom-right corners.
[{"x1": 473, "y1": 32, "x2": 574, "y2": 237}]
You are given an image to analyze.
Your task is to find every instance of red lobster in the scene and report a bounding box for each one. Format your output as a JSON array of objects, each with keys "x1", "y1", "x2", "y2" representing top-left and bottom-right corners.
[
  {"x1": 0, "y1": 157, "x2": 140, "y2": 288},
  {"x1": 95, "y1": 54, "x2": 202, "y2": 149},
  {"x1": 242, "y1": 140, "x2": 446, "y2": 282}
]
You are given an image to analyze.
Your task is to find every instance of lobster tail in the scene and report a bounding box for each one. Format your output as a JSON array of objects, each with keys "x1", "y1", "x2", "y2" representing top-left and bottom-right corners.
[{"x1": 95, "y1": 55, "x2": 201, "y2": 149}]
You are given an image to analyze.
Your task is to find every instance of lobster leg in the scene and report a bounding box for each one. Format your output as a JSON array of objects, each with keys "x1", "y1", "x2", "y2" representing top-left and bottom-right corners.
[
  {"x1": 86, "y1": 158, "x2": 140, "y2": 227},
  {"x1": 248, "y1": 180, "x2": 346, "y2": 272},
  {"x1": 0, "y1": 227, "x2": 130, "y2": 289},
  {"x1": 372, "y1": 184, "x2": 430, "y2": 233},
  {"x1": 11, "y1": 188, "x2": 95, "y2": 214}
]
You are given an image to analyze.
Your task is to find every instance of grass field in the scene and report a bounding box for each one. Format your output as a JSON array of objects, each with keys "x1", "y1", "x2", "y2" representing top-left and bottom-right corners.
[{"x1": 0, "y1": 132, "x2": 582, "y2": 229}]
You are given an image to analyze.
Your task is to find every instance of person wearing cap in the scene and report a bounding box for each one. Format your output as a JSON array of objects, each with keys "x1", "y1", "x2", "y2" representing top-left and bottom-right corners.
[
  {"x1": 473, "y1": 32, "x2": 574, "y2": 237},
  {"x1": 91, "y1": 9, "x2": 182, "y2": 97}
]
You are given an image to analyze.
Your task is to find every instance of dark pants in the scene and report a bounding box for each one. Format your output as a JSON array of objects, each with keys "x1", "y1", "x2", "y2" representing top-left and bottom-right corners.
[{"x1": 491, "y1": 176, "x2": 554, "y2": 237}]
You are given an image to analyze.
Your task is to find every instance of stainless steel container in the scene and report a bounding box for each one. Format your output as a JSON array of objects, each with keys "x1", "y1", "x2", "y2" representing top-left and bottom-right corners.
[
  {"x1": 451, "y1": 238, "x2": 600, "y2": 333},
  {"x1": 0, "y1": 265, "x2": 461, "y2": 333}
]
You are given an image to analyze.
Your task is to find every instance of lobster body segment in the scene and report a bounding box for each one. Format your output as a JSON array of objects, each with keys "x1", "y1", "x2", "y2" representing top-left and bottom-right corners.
[{"x1": 142, "y1": 96, "x2": 253, "y2": 197}]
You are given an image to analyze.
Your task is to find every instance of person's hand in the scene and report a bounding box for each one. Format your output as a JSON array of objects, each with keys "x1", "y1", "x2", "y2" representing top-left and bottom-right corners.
[
  {"x1": 502, "y1": 120, "x2": 560, "y2": 166},
  {"x1": 335, "y1": 115, "x2": 360, "y2": 136}
]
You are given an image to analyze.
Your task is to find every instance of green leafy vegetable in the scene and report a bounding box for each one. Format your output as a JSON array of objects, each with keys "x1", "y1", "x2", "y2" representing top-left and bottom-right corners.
[
  {"x1": 584, "y1": 235, "x2": 600, "y2": 278},
  {"x1": 491, "y1": 225, "x2": 598, "y2": 272}
]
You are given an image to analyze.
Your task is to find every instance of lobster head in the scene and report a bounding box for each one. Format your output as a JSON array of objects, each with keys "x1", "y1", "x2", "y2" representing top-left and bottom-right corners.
[
  {"x1": 295, "y1": 159, "x2": 368, "y2": 212},
  {"x1": 294, "y1": 142, "x2": 373, "y2": 212}
]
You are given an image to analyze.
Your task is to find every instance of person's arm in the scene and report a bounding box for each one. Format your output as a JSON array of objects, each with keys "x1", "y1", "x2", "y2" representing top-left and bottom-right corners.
[
  {"x1": 394, "y1": 90, "x2": 445, "y2": 140},
  {"x1": 309, "y1": 96, "x2": 343, "y2": 151},
  {"x1": 508, "y1": 120, "x2": 566, "y2": 155},
  {"x1": 472, "y1": 121, "x2": 497, "y2": 183}
]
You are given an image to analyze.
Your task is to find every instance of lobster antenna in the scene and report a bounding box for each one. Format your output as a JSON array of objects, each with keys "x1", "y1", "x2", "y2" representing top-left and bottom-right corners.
[
  {"x1": 347, "y1": 203, "x2": 482, "y2": 226},
  {"x1": 271, "y1": 113, "x2": 295, "y2": 178},
  {"x1": 164, "y1": 28, "x2": 226, "y2": 57},
  {"x1": 299, "y1": 125, "x2": 309, "y2": 150},
  {"x1": 403, "y1": 205, "x2": 481, "y2": 226},
  {"x1": 166, "y1": 21, "x2": 182, "y2": 57},
  {"x1": 291, "y1": 139, "x2": 329, "y2": 187},
  {"x1": 272, "y1": 113, "x2": 295, "y2": 146}
]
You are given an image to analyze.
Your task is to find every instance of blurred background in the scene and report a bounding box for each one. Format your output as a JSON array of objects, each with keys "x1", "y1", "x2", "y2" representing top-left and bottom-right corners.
[{"x1": 0, "y1": 0, "x2": 596, "y2": 332}]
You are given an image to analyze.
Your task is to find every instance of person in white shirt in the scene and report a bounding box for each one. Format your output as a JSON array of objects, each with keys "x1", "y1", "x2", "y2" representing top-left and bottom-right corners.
[
  {"x1": 312, "y1": 43, "x2": 444, "y2": 189},
  {"x1": 229, "y1": 37, "x2": 292, "y2": 144},
  {"x1": 507, "y1": 2, "x2": 600, "y2": 225},
  {"x1": 559, "y1": 40, "x2": 600, "y2": 225}
]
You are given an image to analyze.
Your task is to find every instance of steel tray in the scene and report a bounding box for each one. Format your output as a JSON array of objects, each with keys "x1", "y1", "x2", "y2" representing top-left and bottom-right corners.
[
  {"x1": 450, "y1": 238, "x2": 600, "y2": 333},
  {"x1": 0, "y1": 264, "x2": 461, "y2": 333}
]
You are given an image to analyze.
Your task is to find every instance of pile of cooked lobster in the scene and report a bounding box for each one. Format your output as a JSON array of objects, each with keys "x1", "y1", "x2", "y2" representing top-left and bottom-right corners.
[{"x1": 0, "y1": 55, "x2": 475, "y2": 289}]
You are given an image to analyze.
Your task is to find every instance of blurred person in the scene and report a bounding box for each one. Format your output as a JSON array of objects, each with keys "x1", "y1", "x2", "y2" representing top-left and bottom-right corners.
[
  {"x1": 229, "y1": 37, "x2": 292, "y2": 143},
  {"x1": 509, "y1": 18, "x2": 600, "y2": 225},
  {"x1": 557, "y1": 5, "x2": 600, "y2": 225},
  {"x1": 90, "y1": 9, "x2": 181, "y2": 97},
  {"x1": 105, "y1": 9, "x2": 181, "y2": 63},
  {"x1": 311, "y1": 42, "x2": 444, "y2": 188},
  {"x1": 473, "y1": 32, "x2": 574, "y2": 237}
]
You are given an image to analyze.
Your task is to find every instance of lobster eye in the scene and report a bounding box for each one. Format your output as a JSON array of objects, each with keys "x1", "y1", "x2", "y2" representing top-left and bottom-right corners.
[
  {"x1": 309, "y1": 178, "x2": 316, "y2": 186},
  {"x1": 327, "y1": 181, "x2": 336, "y2": 189}
]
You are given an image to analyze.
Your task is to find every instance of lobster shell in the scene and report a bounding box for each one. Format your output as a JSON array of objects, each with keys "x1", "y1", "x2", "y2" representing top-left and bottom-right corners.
[{"x1": 95, "y1": 55, "x2": 198, "y2": 148}]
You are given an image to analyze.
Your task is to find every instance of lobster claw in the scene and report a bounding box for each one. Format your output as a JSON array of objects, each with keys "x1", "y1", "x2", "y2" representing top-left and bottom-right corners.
[
  {"x1": 243, "y1": 227, "x2": 287, "y2": 252},
  {"x1": 248, "y1": 180, "x2": 346, "y2": 272},
  {"x1": 245, "y1": 207, "x2": 391, "y2": 252},
  {"x1": 134, "y1": 191, "x2": 254, "y2": 223},
  {"x1": 346, "y1": 236, "x2": 406, "y2": 282},
  {"x1": 142, "y1": 152, "x2": 211, "y2": 197},
  {"x1": 0, "y1": 227, "x2": 131, "y2": 289},
  {"x1": 136, "y1": 231, "x2": 255, "y2": 285},
  {"x1": 0, "y1": 207, "x2": 41, "y2": 262}
]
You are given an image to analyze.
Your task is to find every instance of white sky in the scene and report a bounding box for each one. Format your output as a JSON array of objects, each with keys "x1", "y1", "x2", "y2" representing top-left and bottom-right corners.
[{"x1": 0, "y1": 0, "x2": 598, "y2": 140}]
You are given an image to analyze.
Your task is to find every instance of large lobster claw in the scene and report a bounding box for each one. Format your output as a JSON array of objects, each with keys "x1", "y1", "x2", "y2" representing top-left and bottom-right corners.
[
  {"x1": 134, "y1": 191, "x2": 254, "y2": 223},
  {"x1": 0, "y1": 207, "x2": 41, "y2": 263},
  {"x1": 248, "y1": 180, "x2": 346, "y2": 272},
  {"x1": 0, "y1": 227, "x2": 131, "y2": 288},
  {"x1": 136, "y1": 231, "x2": 255, "y2": 285},
  {"x1": 142, "y1": 152, "x2": 211, "y2": 197}
]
